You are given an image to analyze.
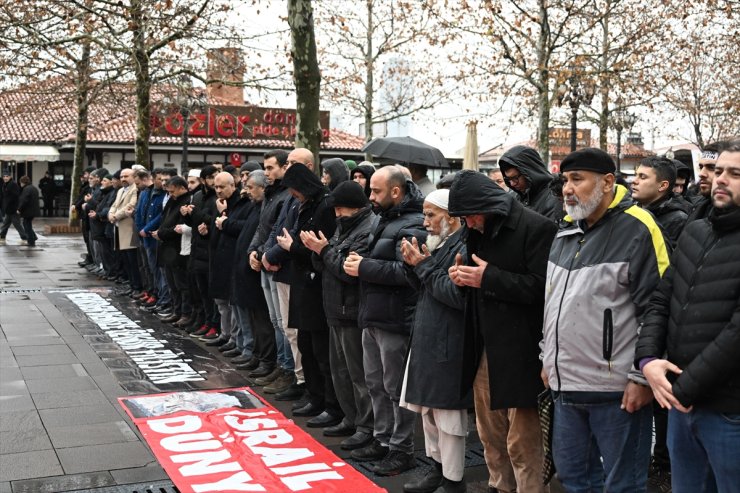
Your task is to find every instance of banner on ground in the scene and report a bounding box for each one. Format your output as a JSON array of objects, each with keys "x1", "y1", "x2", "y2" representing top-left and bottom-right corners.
[{"x1": 119, "y1": 387, "x2": 385, "y2": 493}]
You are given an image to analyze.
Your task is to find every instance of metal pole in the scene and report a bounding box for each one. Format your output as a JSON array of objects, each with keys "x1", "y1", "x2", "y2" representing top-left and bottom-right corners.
[
  {"x1": 181, "y1": 107, "x2": 189, "y2": 176},
  {"x1": 570, "y1": 104, "x2": 578, "y2": 151},
  {"x1": 616, "y1": 127, "x2": 622, "y2": 174}
]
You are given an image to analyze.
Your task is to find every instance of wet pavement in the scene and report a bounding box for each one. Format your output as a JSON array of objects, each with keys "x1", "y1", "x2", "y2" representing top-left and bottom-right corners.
[{"x1": 0, "y1": 220, "x2": 498, "y2": 493}]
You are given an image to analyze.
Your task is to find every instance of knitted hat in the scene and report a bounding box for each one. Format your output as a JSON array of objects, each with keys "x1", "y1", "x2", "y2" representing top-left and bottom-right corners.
[
  {"x1": 425, "y1": 189, "x2": 449, "y2": 211},
  {"x1": 345, "y1": 159, "x2": 357, "y2": 170},
  {"x1": 560, "y1": 148, "x2": 615, "y2": 174},
  {"x1": 112, "y1": 169, "x2": 122, "y2": 180},
  {"x1": 188, "y1": 169, "x2": 201, "y2": 178},
  {"x1": 330, "y1": 181, "x2": 369, "y2": 209},
  {"x1": 240, "y1": 161, "x2": 261, "y2": 174}
]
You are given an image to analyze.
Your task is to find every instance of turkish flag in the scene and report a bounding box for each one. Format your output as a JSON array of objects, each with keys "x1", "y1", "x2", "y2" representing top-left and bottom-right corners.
[{"x1": 230, "y1": 153, "x2": 242, "y2": 167}]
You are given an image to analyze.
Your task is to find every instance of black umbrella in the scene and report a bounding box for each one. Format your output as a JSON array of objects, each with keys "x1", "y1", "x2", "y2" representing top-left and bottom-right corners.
[{"x1": 362, "y1": 136, "x2": 449, "y2": 168}]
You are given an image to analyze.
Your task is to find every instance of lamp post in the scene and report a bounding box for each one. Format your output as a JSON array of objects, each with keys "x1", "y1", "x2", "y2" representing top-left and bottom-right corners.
[
  {"x1": 162, "y1": 75, "x2": 207, "y2": 176},
  {"x1": 557, "y1": 69, "x2": 596, "y2": 151},
  {"x1": 611, "y1": 105, "x2": 637, "y2": 174}
]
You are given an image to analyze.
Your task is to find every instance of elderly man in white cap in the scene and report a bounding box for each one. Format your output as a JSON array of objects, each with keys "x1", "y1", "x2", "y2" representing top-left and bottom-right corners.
[{"x1": 400, "y1": 189, "x2": 471, "y2": 493}]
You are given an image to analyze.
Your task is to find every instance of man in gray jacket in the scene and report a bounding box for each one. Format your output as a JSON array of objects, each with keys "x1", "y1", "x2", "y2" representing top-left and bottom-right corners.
[{"x1": 541, "y1": 148, "x2": 667, "y2": 492}]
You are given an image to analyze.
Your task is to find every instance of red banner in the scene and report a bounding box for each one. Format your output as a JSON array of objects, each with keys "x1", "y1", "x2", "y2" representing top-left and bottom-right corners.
[{"x1": 119, "y1": 388, "x2": 385, "y2": 493}]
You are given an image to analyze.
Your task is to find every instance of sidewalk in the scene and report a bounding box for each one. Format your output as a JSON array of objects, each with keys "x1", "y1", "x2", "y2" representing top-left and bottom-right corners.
[{"x1": 0, "y1": 223, "x2": 494, "y2": 493}]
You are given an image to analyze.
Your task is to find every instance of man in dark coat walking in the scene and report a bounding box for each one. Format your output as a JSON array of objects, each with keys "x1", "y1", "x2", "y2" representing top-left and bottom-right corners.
[
  {"x1": 448, "y1": 170, "x2": 557, "y2": 493},
  {"x1": 636, "y1": 142, "x2": 740, "y2": 492},
  {"x1": 39, "y1": 171, "x2": 56, "y2": 217},
  {"x1": 400, "y1": 188, "x2": 471, "y2": 493},
  {"x1": 498, "y1": 145, "x2": 563, "y2": 221},
  {"x1": 17, "y1": 176, "x2": 40, "y2": 247},
  {"x1": 301, "y1": 181, "x2": 376, "y2": 450},
  {"x1": 0, "y1": 171, "x2": 27, "y2": 244},
  {"x1": 343, "y1": 166, "x2": 426, "y2": 476}
]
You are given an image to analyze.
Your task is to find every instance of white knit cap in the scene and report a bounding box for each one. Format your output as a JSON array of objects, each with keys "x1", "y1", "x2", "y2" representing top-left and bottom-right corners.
[
  {"x1": 425, "y1": 189, "x2": 449, "y2": 211},
  {"x1": 188, "y1": 169, "x2": 201, "y2": 178}
]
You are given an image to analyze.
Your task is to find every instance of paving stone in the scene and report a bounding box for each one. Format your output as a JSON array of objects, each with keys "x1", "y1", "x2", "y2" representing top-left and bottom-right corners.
[
  {"x1": 0, "y1": 380, "x2": 28, "y2": 395},
  {"x1": 4, "y1": 328, "x2": 58, "y2": 339},
  {"x1": 0, "y1": 428, "x2": 53, "y2": 454},
  {"x1": 47, "y1": 420, "x2": 138, "y2": 448},
  {"x1": 0, "y1": 481, "x2": 10, "y2": 493},
  {"x1": 56, "y1": 442, "x2": 153, "y2": 474},
  {"x1": 20, "y1": 364, "x2": 88, "y2": 380},
  {"x1": 15, "y1": 352, "x2": 79, "y2": 367},
  {"x1": 39, "y1": 403, "x2": 124, "y2": 428},
  {"x1": 31, "y1": 389, "x2": 111, "y2": 410},
  {"x1": 0, "y1": 368, "x2": 22, "y2": 382},
  {"x1": 10, "y1": 344, "x2": 74, "y2": 356},
  {"x1": 26, "y1": 376, "x2": 97, "y2": 394},
  {"x1": 82, "y1": 360, "x2": 112, "y2": 376},
  {"x1": 6, "y1": 336, "x2": 65, "y2": 347},
  {"x1": 11, "y1": 472, "x2": 116, "y2": 493},
  {"x1": 0, "y1": 394, "x2": 35, "y2": 413},
  {"x1": 0, "y1": 355, "x2": 17, "y2": 368},
  {"x1": 110, "y1": 464, "x2": 170, "y2": 484},
  {"x1": 0, "y1": 410, "x2": 43, "y2": 432},
  {"x1": 0, "y1": 450, "x2": 63, "y2": 481}
]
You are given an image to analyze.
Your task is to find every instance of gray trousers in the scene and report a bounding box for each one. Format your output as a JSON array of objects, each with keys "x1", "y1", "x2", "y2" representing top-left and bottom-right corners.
[
  {"x1": 214, "y1": 298, "x2": 235, "y2": 341},
  {"x1": 363, "y1": 327, "x2": 415, "y2": 453},
  {"x1": 330, "y1": 326, "x2": 374, "y2": 434}
]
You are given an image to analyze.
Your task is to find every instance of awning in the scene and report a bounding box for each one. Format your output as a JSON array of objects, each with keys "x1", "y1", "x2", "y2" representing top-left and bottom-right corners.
[{"x1": 0, "y1": 145, "x2": 60, "y2": 162}]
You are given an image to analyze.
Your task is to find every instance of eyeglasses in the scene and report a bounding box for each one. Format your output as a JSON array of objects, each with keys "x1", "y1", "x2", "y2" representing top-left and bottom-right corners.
[{"x1": 507, "y1": 173, "x2": 524, "y2": 184}]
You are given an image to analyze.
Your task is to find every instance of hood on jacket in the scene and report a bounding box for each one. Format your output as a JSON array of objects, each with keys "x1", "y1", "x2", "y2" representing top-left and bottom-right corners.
[
  {"x1": 448, "y1": 170, "x2": 513, "y2": 217},
  {"x1": 282, "y1": 163, "x2": 327, "y2": 200},
  {"x1": 498, "y1": 145, "x2": 554, "y2": 196},
  {"x1": 649, "y1": 193, "x2": 691, "y2": 216},
  {"x1": 321, "y1": 158, "x2": 350, "y2": 191},
  {"x1": 354, "y1": 164, "x2": 375, "y2": 197}
]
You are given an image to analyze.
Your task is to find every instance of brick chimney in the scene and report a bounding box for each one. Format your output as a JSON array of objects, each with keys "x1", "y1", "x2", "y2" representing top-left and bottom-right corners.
[{"x1": 206, "y1": 48, "x2": 245, "y2": 106}]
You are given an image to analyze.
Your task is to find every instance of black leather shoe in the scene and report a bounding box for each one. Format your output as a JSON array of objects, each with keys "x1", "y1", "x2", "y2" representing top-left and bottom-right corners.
[
  {"x1": 372, "y1": 450, "x2": 417, "y2": 476},
  {"x1": 350, "y1": 439, "x2": 389, "y2": 461},
  {"x1": 235, "y1": 357, "x2": 260, "y2": 370},
  {"x1": 306, "y1": 411, "x2": 343, "y2": 428},
  {"x1": 159, "y1": 313, "x2": 181, "y2": 324},
  {"x1": 323, "y1": 421, "x2": 355, "y2": 437},
  {"x1": 275, "y1": 383, "x2": 305, "y2": 401},
  {"x1": 231, "y1": 354, "x2": 251, "y2": 364},
  {"x1": 206, "y1": 337, "x2": 227, "y2": 347},
  {"x1": 341, "y1": 431, "x2": 374, "y2": 450},
  {"x1": 292, "y1": 401, "x2": 323, "y2": 417},
  {"x1": 223, "y1": 348, "x2": 242, "y2": 358},
  {"x1": 434, "y1": 478, "x2": 467, "y2": 493},
  {"x1": 218, "y1": 341, "x2": 236, "y2": 352},
  {"x1": 249, "y1": 363, "x2": 275, "y2": 378},
  {"x1": 403, "y1": 461, "x2": 442, "y2": 493}
]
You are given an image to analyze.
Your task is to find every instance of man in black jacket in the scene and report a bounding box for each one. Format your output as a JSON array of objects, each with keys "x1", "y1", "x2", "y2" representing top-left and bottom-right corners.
[
  {"x1": 498, "y1": 145, "x2": 563, "y2": 221},
  {"x1": 17, "y1": 176, "x2": 40, "y2": 247},
  {"x1": 71, "y1": 167, "x2": 95, "y2": 265},
  {"x1": 344, "y1": 166, "x2": 426, "y2": 476},
  {"x1": 636, "y1": 142, "x2": 740, "y2": 492},
  {"x1": 631, "y1": 156, "x2": 689, "y2": 248},
  {"x1": 448, "y1": 170, "x2": 557, "y2": 493},
  {"x1": 0, "y1": 171, "x2": 27, "y2": 244},
  {"x1": 687, "y1": 141, "x2": 729, "y2": 223},
  {"x1": 301, "y1": 181, "x2": 375, "y2": 450}
]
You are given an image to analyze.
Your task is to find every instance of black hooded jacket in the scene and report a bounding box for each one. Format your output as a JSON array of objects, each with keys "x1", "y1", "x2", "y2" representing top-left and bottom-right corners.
[
  {"x1": 498, "y1": 145, "x2": 563, "y2": 221},
  {"x1": 636, "y1": 206, "x2": 740, "y2": 412},
  {"x1": 281, "y1": 164, "x2": 337, "y2": 332},
  {"x1": 687, "y1": 195, "x2": 713, "y2": 223},
  {"x1": 449, "y1": 170, "x2": 558, "y2": 409},
  {"x1": 186, "y1": 186, "x2": 217, "y2": 272},
  {"x1": 356, "y1": 180, "x2": 426, "y2": 335},
  {"x1": 646, "y1": 193, "x2": 689, "y2": 248},
  {"x1": 321, "y1": 158, "x2": 349, "y2": 191},
  {"x1": 354, "y1": 164, "x2": 375, "y2": 197}
]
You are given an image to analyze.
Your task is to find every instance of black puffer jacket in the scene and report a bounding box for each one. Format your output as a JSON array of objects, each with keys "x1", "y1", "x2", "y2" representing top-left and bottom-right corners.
[
  {"x1": 357, "y1": 180, "x2": 426, "y2": 334},
  {"x1": 1, "y1": 180, "x2": 21, "y2": 212},
  {"x1": 498, "y1": 145, "x2": 563, "y2": 221},
  {"x1": 186, "y1": 186, "x2": 217, "y2": 272},
  {"x1": 646, "y1": 193, "x2": 689, "y2": 248},
  {"x1": 314, "y1": 206, "x2": 375, "y2": 327},
  {"x1": 156, "y1": 192, "x2": 190, "y2": 268},
  {"x1": 247, "y1": 180, "x2": 290, "y2": 257},
  {"x1": 635, "y1": 206, "x2": 740, "y2": 412},
  {"x1": 687, "y1": 195, "x2": 713, "y2": 223},
  {"x1": 89, "y1": 185, "x2": 115, "y2": 241}
]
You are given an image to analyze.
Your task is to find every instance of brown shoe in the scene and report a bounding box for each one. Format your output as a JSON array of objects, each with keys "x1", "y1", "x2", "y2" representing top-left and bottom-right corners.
[
  {"x1": 173, "y1": 316, "x2": 193, "y2": 328},
  {"x1": 263, "y1": 370, "x2": 296, "y2": 394}
]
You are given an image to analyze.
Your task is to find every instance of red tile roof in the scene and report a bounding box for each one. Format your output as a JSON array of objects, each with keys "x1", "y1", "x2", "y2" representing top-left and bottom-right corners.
[
  {"x1": 0, "y1": 77, "x2": 365, "y2": 151},
  {"x1": 479, "y1": 137, "x2": 653, "y2": 162}
]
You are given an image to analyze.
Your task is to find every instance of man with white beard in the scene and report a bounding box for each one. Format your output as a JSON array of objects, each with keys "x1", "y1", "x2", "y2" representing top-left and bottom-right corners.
[
  {"x1": 541, "y1": 148, "x2": 669, "y2": 492},
  {"x1": 399, "y1": 189, "x2": 471, "y2": 493}
]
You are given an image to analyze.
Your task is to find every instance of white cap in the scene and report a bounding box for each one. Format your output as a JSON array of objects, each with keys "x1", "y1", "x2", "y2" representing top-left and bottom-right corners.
[
  {"x1": 188, "y1": 169, "x2": 201, "y2": 178},
  {"x1": 424, "y1": 189, "x2": 449, "y2": 211}
]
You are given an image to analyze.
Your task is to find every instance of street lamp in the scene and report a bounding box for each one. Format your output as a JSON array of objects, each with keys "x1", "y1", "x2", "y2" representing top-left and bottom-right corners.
[
  {"x1": 611, "y1": 104, "x2": 637, "y2": 174},
  {"x1": 557, "y1": 68, "x2": 596, "y2": 151},
  {"x1": 161, "y1": 74, "x2": 207, "y2": 176}
]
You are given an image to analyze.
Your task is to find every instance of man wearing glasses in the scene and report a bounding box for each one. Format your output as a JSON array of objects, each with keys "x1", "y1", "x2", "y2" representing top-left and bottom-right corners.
[{"x1": 498, "y1": 146, "x2": 564, "y2": 221}]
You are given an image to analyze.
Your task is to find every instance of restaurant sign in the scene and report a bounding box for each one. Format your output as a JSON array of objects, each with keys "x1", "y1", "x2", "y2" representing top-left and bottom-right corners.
[
  {"x1": 152, "y1": 105, "x2": 331, "y2": 141},
  {"x1": 549, "y1": 127, "x2": 591, "y2": 149}
]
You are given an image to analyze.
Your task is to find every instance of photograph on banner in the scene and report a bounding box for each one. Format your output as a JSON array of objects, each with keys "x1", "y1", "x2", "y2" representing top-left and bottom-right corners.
[{"x1": 119, "y1": 387, "x2": 387, "y2": 493}]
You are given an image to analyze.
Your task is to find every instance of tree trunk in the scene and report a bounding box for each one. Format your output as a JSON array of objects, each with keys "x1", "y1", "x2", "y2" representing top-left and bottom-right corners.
[
  {"x1": 68, "y1": 40, "x2": 91, "y2": 226},
  {"x1": 598, "y1": 6, "x2": 610, "y2": 150},
  {"x1": 132, "y1": 0, "x2": 151, "y2": 168},
  {"x1": 535, "y1": 0, "x2": 550, "y2": 163},
  {"x1": 288, "y1": 0, "x2": 322, "y2": 172},
  {"x1": 364, "y1": 0, "x2": 374, "y2": 144}
]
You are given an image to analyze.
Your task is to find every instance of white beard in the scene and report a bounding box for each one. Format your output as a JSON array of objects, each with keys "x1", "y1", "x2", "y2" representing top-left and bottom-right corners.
[
  {"x1": 426, "y1": 220, "x2": 451, "y2": 252},
  {"x1": 565, "y1": 185, "x2": 605, "y2": 221}
]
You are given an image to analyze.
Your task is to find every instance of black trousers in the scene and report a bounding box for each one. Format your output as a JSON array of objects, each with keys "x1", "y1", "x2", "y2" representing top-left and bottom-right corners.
[
  {"x1": 120, "y1": 248, "x2": 141, "y2": 290},
  {"x1": 21, "y1": 217, "x2": 37, "y2": 245},
  {"x1": 164, "y1": 260, "x2": 192, "y2": 316},
  {"x1": 194, "y1": 269, "x2": 218, "y2": 326},
  {"x1": 96, "y1": 238, "x2": 115, "y2": 274},
  {"x1": 248, "y1": 305, "x2": 277, "y2": 365},
  {"x1": 297, "y1": 329, "x2": 341, "y2": 417},
  {"x1": 0, "y1": 212, "x2": 26, "y2": 240}
]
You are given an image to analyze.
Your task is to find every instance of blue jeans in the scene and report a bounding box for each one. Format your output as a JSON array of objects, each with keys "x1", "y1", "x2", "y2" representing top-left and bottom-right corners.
[
  {"x1": 552, "y1": 391, "x2": 652, "y2": 493},
  {"x1": 668, "y1": 408, "x2": 740, "y2": 493},
  {"x1": 233, "y1": 305, "x2": 254, "y2": 358},
  {"x1": 261, "y1": 271, "x2": 293, "y2": 371}
]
